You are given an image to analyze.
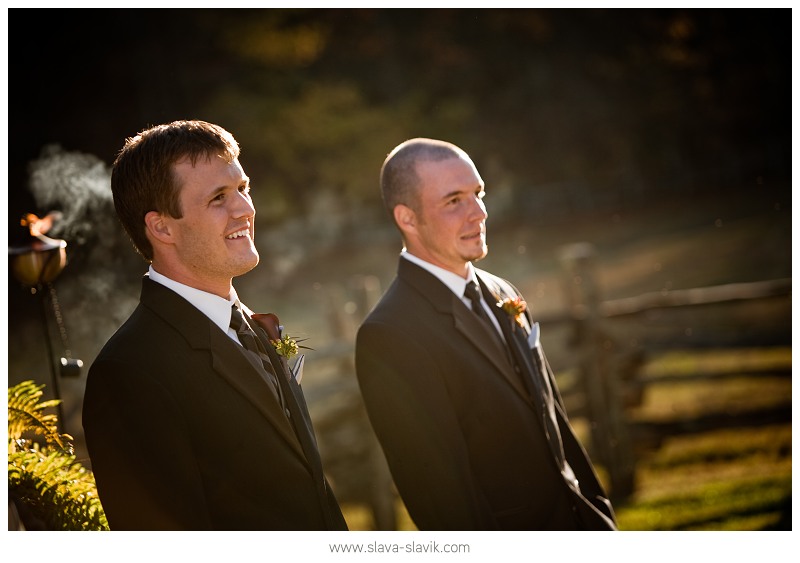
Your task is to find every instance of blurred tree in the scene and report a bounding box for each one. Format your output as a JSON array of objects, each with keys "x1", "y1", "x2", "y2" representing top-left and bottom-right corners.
[{"x1": 9, "y1": 8, "x2": 789, "y2": 229}]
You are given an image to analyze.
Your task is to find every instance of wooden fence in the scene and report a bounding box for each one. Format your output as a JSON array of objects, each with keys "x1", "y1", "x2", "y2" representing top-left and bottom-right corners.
[
  {"x1": 554, "y1": 243, "x2": 792, "y2": 499},
  {"x1": 307, "y1": 244, "x2": 792, "y2": 527}
]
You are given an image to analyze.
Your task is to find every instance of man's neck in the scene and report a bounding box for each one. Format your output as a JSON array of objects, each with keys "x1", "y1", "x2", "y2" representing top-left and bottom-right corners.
[
  {"x1": 401, "y1": 251, "x2": 476, "y2": 293},
  {"x1": 148, "y1": 265, "x2": 240, "y2": 337},
  {"x1": 402, "y1": 249, "x2": 469, "y2": 279},
  {"x1": 149, "y1": 260, "x2": 232, "y2": 299}
]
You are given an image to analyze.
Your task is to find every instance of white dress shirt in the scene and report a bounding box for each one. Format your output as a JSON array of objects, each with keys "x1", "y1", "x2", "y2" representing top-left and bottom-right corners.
[
  {"x1": 401, "y1": 251, "x2": 505, "y2": 338},
  {"x1": 147, "y1": 265, "x2": 243, "y2": 345}
]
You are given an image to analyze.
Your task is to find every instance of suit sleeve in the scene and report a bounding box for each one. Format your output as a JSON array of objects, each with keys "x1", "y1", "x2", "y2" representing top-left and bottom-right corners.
[
  {"x1": 502, "y1": 277, "x2": 616, "y2": 526},
  {"x1": 355, "y1": 320, "x2": 498, "y2": 530},
  {"x1": 82, "y1": 358, "x2": 210, "y2": 530},
  {"x1": 536, "y1": 324, "x2": 618, "y2": 526}
]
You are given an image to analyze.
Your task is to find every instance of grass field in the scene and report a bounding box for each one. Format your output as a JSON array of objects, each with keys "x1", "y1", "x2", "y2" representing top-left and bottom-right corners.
[{"x1": 614, "y1": 347, "x2": 792, "y2": 531}]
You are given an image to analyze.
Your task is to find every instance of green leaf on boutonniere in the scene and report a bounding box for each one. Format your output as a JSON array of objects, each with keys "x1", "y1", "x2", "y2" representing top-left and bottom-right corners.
[{"x1": 270, "y1": 335, "x2": 311, "y2": 359}]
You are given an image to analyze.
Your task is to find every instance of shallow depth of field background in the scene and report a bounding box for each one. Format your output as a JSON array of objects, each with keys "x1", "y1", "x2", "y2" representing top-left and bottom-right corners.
[{"x1": 6, "y1": 8, "x2": 791, "y2": 531}]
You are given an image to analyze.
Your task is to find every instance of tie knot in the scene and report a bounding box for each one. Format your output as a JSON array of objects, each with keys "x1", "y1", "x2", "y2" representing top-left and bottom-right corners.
[
  {"x1": 230, "y1": 304, "x2": 263, "y2": 356},
  {"x1": 230, "y1": 304, "x2": 246, "y2": 332},
  {"x1": 464, "y1": 281, "x2": 481, "y2": 303}
]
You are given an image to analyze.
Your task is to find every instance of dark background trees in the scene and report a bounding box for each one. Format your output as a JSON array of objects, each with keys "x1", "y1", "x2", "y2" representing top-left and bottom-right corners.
[
  {"x1": 6, "y1": 8, "x2": 791, "y2": 491},
  {"x1": 9, "y1": 9, "x2": 789, "y2": 228}
]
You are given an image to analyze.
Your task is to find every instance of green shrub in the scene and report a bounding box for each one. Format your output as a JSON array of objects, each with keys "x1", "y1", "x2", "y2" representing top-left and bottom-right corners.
[{"x1": 8, "y1": 380, "x2": 108, "y2": 530}]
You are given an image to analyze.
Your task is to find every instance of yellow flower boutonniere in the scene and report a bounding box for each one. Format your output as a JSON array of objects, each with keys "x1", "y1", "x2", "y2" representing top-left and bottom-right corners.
[
  {"x1": 498, "y1": 296, "x2": 527, "y2": 328},
  {"x1": 250, "y1": 312, "x2": 311, "y2": 360},
  {"x1": 271, "y1": 335, "x2": 304, "y2": 359}
]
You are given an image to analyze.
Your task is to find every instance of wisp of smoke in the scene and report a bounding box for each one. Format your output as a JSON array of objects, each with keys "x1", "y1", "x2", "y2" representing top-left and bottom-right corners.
[
  {"x1": 27, "y1": 144, "x2": 113, "y2": 244},
  {"x1": 23, "y1": 144, "x2": 140, "y2": 362}
]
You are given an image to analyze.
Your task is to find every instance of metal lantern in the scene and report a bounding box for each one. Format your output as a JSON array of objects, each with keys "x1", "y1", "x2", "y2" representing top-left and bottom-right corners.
[
  {"x1": 8, "y1": 212, "x2": 83, "y2": 433},
  {"x1": 9, "y1": 213, "x2": 67, "y2": 286}
]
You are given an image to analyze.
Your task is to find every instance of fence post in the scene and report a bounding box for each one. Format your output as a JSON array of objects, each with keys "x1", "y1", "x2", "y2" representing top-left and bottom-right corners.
[{"x1": 558, "y1": 243, "x2": 635, "y2": 499}]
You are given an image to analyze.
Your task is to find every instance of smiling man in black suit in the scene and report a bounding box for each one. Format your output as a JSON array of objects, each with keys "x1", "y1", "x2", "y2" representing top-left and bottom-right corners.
[
  {"x1": 82, "y1": 120, "x2": 347, "y2": 530},
  {"x1": 355, "y1": 138, "x2": 617, "y2": 530}
]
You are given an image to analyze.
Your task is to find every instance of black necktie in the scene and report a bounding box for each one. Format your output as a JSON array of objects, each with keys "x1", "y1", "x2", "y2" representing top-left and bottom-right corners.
[
  {"x1": 230, "y1": 304, "x2": 282, "y2": 402},
  {"x1": 230, "y1": 305, "x2": 261, "y2": 354},
  {"x1": 467, "y1": 283, "x2": 570, "y2": 480},
  {"x1": 465, "y1": 280, "x2": 511, "y2": 355},
  {"x1": 493, "y1": 302, "x2": 567, "y2": 470},
  {"x1": 464, "y1": 281, "x2": 496, "y2": 328},
  {"x1": 230, "y1": 305, "x2": 337, "y2": 527}
]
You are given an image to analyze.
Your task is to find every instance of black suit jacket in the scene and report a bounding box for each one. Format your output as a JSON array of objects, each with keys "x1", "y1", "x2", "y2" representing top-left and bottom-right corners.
[
  {"x1": 355, "y1": 258, "x2": 616, "y2": 530},
  {"x1": 82, "y1": 277, "x2": 347, "y2": 530}
]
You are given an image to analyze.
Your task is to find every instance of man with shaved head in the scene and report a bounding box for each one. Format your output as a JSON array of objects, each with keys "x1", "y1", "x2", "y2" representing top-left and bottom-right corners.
[{"x1": 355, "y1": 138, "x2": 616, "y2": 530}]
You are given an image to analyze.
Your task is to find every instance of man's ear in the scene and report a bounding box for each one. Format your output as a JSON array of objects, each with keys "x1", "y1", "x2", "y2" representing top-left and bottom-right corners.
[
  {"x1": 144, "y1": 211, "x2": 174, "y2": 245},
  {"x1": 393, "y1": 204, "x2": 417, "y2": 234}
]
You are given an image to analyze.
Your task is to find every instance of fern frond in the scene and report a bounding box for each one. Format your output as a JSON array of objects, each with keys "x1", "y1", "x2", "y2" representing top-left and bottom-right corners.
[
  {"x1": 7, "y1": 380, "x2": 69, "y2": 451},
  {"x1": 9, "y1": 448, "x2": 108, "y2": 530},
  {"x1": 8, "y1": 379, "x2": 109, "y2": 530}
]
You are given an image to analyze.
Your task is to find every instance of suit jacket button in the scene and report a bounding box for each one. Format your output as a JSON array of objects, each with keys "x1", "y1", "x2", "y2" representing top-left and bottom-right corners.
[{"x1": 285, "y1": 408, "x2": 291, "y2": 417}]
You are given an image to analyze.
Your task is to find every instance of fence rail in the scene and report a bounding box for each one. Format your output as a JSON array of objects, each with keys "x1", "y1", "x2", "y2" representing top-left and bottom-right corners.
[{"x1": 555, "y1": 243, "x2": 792, "y2": 499}]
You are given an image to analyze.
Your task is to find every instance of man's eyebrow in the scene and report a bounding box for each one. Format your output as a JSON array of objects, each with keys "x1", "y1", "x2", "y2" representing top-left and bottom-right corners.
[
  {"x1": 208, "y1": 185, "x2": 227, "y2": 198},
  {"x1": 441, "y1": 185, "x2": 483, "y2": 200},
  {"x1": 207, "y1": 176, "x2": 249, "y2": 198}
]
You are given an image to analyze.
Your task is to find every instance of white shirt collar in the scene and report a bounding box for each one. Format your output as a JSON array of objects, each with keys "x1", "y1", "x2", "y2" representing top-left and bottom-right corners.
[
  {"x1": 147, "y1": 265, "x2": 240, "y2": 337},
  {"x1": 401, "y1": 250, "x2": 480, "y2": 301},
  {"x1": 401, "y1": 251, "x2": 504, "y2": 339}
]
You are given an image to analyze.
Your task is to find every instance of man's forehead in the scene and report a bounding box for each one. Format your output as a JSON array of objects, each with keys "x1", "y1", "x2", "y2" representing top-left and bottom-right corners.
[
  {"x1": 416, "y1": 157, "x2": 483, "y2": 188},
  {"x1": 173, "y1": 156, "x2": 246, "y2": 190},
  {"x1": 174, "y1": 151, "x2": 237, "y2": 167}
]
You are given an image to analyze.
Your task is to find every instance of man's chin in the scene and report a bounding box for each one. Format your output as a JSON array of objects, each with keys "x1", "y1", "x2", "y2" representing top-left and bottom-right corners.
[
  {"x1": 467, "y1": 246, "x2": 488, "y2": 263},
  {"x1": 233, "y1": 253, "x2": 259, "y2": 277}
]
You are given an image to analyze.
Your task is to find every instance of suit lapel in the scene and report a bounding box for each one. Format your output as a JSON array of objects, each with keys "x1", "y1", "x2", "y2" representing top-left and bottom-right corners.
[
  {"x1": 251, "y1": 323, "x2": 319, "y2": 448},
  {"x1": 451, "y1": 301, "x2": 533, "y2": 402},
  {"x1": 210, "y1": 330, "x2": 306, "y2": 451},
  {"x1": 477, "y1": 273, "x2": 567, "y2": 466},
  {"x1": 399, "y1": 259, "x2": 534, "y2": 405},
  {"x1": 140, "y1": 278, "x2": 307, "y2": 463},
  {"x1": 252, "y1": 323, "x2": 340, "y2": 529}
]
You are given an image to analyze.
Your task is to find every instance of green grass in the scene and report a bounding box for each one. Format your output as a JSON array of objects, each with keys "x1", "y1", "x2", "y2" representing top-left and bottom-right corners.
[
  {"x1": 639, "y1": 347, "x2": 792, "y2": 380},
  {"x1": 612, "y1": 346, "x2": 792, "y2": 531},
  {"x1": 341, "y1": 347, "x2": 792, "y2": 531},
  {"x1": 616, "y1": 470, "x2": 791, "y2": 531},
  {"x1": 628, "y1": 374, "x2": 790, "y2": 421}
]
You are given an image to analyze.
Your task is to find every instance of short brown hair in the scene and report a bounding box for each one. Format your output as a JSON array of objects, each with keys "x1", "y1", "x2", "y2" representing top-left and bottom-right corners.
[
  {"x1": 380, "y1": 138, "x2": 467, "y2": 220},
  {"x1": 111, "y1": 120, "x2": 240, "y2": 261}
]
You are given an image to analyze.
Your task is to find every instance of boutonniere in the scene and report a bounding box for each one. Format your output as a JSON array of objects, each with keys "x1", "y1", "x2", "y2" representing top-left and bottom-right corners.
[
  {"x1": 497, "y1": 296, "x2": 527, "y2": 328},
  {"x1": 271, "y1": 334, "x2": 309, "y2": 359},
  {"x1": 250, "y1": 313, "x2": 311, "y2": 360}
]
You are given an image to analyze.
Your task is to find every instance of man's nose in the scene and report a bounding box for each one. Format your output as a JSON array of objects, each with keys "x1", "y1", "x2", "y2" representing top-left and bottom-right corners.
[
  {"x1": 232, "y1": 190, "x2": 256, "y2": 217},
  {"x1": 468, "y1": 195, "x2": 487, "y2": 221}
]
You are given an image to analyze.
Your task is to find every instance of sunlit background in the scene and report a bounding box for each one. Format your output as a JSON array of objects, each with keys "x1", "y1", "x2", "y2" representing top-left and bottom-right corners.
[{"x1": 6, "y1": 8, "x2": 791, "y2": 531}]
